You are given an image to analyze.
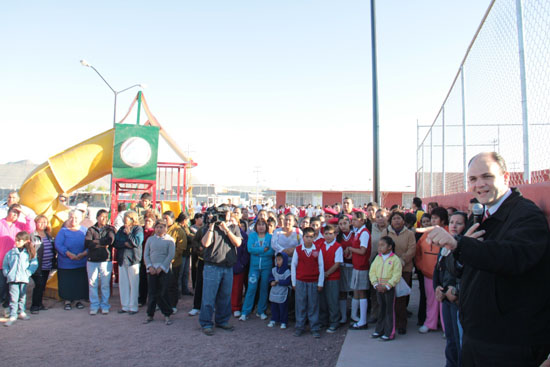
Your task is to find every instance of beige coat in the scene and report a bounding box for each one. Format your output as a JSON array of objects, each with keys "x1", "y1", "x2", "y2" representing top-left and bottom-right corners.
[{"x1": 384, "y1": 226, "x2": 416, "y2": 273}]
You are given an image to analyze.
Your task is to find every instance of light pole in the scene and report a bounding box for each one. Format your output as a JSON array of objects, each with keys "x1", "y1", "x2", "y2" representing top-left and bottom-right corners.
[{"x1": 80, "y1": 59, "x2": 144, "y2": 127}]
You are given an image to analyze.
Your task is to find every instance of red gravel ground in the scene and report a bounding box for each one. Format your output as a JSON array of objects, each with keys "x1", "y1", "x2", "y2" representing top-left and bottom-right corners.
[{"x1": 2, "y1": 287, "x2": 346, "y2": 367}]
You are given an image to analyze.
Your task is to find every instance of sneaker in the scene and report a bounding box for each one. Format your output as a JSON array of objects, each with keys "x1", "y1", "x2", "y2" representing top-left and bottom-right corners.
[
  {"x1": 101, "y1": 309, "x2": 109, "y2": 315},
  {"x1": 18, "y1": 312, "x2": 30, "y2": 320},
  {"x1": 4, "y1": 317, "x2": 16, "y2": 327},
  {"x1": 238, "y1": 314, "x2": 248, "y2": 321},
  {"x1": 215, "y1": 323, "x2": 234, "y2": 331},
  {"x1": 312, "y1": 330, "x2": 321, "y2": 339},
  {"x1": 233, "y1": 311, "x2": 241, "y2": 318},
  {"x1": 256, "y1": 312, "x2": 268, "y2": 320},
  {"x1": 371, "y1": 332, "x2": 381, "y2": 338},
  {"x1": 280, "y1": 323, "x2": 287, "y2": 329},
  {"x1": 202, "y1": 327, "x2": 214, "y2": 336},
  {"x1": 380, "y1": 335, "x2": 391, "y2": 341},
  {"x1": 267, "y1": 321, "x2": 275, "y2": 328},
  {"x1": 188, "y1": 308, "x2": 200, "y2": 316},
  {"x1": 172, "y1": 307, "x2": 178, "y2": 315},
  {"x1": 326, "y1": 326, "x2": 337, "y2": 334},
  {"x1": 349, "y1": 322, "x2": 368, "y2": 330},
  {"x1": 89, "y1": 309, "x2": 98, "y2": 316},
  {"x1": 418, "y1": 325, "x2": 430, "y2": 334},
  {"x1": 294, "y1": 329, "x2": 303, "y2": 337},
  {"x1": 165, "y1": 316, "x2": 173, "y2": 326},
  {"x1": 143, "y1": 316, "x2": 153, "y2": 324},
  {"x1": 30, "y1": 307, "x2": 39, "y2": 315}
]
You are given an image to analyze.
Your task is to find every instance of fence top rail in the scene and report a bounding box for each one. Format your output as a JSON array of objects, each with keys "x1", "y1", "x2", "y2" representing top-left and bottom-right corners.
[{"x1": 418, "y1": 0, "x2": 497, "y2": 148}]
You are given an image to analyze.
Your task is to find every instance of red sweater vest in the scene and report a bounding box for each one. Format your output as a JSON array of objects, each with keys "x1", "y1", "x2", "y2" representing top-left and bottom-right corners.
[
  {"x1": 338, "y1": 231, "x2": 354, "y2": 265},
  {"x1": 352, "y1": 227, "x2": 371, "y2": 270},
  {"x1": 296, "y1": 245, "x2": 320, "y2": 283},
  {"x1": 320, "y1": 240, "x2": 341, "y2": 281}
]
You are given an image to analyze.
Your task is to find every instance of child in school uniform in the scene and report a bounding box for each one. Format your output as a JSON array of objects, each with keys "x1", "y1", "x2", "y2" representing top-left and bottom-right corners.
[
  {"x1": 318, "y1": 224, "x2": 343, "y2": 333},
  {"x1": 309, "y1": 217, "x2": 324, "y2": 247},
  {"x1": 345, "y1": 211, "x2": 371, "y2": 330},
  {"x1": 267, "y1": 252, "x2": 291, "y2": 329},
  {"x1": 3, "y1": 231, "x2": 39, "y2": 326},
  {"x1": 337, "y1": 215, "x2": 355, "y2": 324},
  {"x1": 291, "y1": 227, "x2": 324, "y2": 338},
  {"x1": 369, "y1": 236, "x2": 402, "y2": 341}
]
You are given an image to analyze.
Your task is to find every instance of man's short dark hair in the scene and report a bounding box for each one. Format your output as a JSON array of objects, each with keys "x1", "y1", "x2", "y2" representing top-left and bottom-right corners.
[
  {"x1": 404, "y1": 212, "x2": 417, "y2": 227},
  {"x1": 140, "y1": 193, "x2": 152, "y2": 201},
  {"x1": 413, "y1": 197, "x2": 422, "y2": 208},
  {"x1": 96, "y1": 209, "x2": 108, "y2": 218},
  {"x1": 163, "y1": 211, "x2": 175, "y2": 219}
]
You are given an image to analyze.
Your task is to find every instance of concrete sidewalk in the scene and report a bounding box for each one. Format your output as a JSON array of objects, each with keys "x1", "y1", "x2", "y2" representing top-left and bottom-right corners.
[{"x1": 336, "y1": 280, "x2": 446, "y2": 367}]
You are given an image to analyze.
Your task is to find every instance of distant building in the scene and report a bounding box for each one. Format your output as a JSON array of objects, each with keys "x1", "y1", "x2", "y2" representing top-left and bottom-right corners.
[{"x1": 274, "y1": 189, "x2": 415, "y2": 209}]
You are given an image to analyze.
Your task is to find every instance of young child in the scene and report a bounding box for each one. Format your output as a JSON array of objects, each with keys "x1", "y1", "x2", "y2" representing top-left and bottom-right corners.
[
  {"x1": 336, "y1": 215, "x2": 354, "y2": 324},
  {"x1": 143, "y1": 220, "x2": 176, "y2": 325},
  {"x1": 309, "y1": 217, "x2": 324, "y2": 246},
  {"x1": 318, "y1": 224, "x2": 343, "y2": 333},
  {"x1": 345, "y1": 211, "x2": 371, "y2": 330},
  {"x1": 291, "y1": 227, "x2": 324, "y2": 338},
  {"x1": 369, "y1": 236, "x2": 402, "y2": 341},
  {"x1": 3, "y1": 231, "x2": 39, "y2": 326},
  {"x1": 267, "y1": 252, "x2": 291, "y2": 329}
]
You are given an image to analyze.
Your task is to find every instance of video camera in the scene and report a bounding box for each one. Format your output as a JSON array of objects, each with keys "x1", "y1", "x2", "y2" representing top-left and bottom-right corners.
[{"x1": 205, "y1": 205, "x2": 230, "y2": 225}]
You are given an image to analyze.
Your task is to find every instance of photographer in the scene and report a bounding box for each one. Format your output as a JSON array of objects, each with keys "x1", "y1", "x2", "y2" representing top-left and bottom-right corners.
[{"x1": 199, "y1": 205, "x2": 242, "y2": 336}]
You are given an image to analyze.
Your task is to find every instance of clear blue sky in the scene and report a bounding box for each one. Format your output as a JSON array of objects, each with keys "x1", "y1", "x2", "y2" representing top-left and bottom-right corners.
[{"x1": 1, "y1": 0, "x2": 491, "y2": 191}]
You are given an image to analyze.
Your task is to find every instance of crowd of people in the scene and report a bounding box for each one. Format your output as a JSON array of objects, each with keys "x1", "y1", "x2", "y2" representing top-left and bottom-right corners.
[{"x1": 1, "y1": 152, "x2": 549, "y2": 366}]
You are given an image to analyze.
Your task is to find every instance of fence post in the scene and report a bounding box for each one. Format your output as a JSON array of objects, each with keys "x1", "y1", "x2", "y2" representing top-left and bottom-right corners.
[
  {"x1": 430, "y1": 130, "x2": 433, "y2": 197},
  {"x1": 442, "y1": 106, "x2": 446, "y2": 195},
  {"x1": 421, "y1": 143, "x2": 425, "y2": 198},
  {"x1": 416, "y1": 120, "x2": 419, "y2": 196},
  {"x1": 461, "y1": 66, "x2": 467, "y2": 191},
  {"x1": 515, "y1": 0, "x2": 530, "y2": 183}
]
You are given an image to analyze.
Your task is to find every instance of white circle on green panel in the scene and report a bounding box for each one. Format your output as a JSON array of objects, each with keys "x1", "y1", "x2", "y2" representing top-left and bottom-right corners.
[{"x1": 120, "y1": 137, "x2": 152, "y2": 167}]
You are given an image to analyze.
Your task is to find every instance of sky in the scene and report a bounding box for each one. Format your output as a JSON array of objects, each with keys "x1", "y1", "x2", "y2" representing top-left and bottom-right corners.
[{"x1": 1, "y1": 0, "x2": 492, "y2": 192}]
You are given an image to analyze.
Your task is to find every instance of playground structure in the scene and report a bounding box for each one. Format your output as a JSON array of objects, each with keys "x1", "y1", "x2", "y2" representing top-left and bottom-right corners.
[{"x1": 18, "y1": 92, "x2": 196, "y2": 234}]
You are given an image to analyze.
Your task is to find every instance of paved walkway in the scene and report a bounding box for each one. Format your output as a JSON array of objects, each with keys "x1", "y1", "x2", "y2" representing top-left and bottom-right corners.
[{"x1": 336, "y1": 280, "x2": 446, "y2": 367}]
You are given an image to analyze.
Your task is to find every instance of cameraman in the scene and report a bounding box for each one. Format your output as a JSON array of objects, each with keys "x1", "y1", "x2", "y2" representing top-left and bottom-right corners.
[{"x1": 199, "y1": 205, "x2": 242, "y2": 336}]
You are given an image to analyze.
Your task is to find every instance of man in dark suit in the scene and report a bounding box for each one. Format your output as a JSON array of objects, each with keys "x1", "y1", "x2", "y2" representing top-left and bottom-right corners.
[{"x1": 420, "y1": 152, "x2": 550, "y2": 367}]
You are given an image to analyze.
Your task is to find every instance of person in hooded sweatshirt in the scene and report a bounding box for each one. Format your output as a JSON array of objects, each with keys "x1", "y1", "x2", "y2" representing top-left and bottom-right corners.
[{"x1": 267, "y1": 252, "x2": 291, "y2": 329}]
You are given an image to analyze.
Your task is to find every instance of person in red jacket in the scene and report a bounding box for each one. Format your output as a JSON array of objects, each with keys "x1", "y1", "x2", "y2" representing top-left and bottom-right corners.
[
  {"x1": 345, "y1": 211, "x2": 371, "y2": 330},
  {"x1": 318, "y1": 224, "x2": 343, "y2": 333}
]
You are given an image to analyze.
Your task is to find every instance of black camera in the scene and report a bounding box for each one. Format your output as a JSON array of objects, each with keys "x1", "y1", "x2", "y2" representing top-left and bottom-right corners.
[{"x1": 205, "y1": 206, "x2": 229, "y2": 225}]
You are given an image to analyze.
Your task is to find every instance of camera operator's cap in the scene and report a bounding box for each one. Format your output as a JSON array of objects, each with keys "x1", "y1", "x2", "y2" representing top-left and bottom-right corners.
[{"x1": 324, "y1": 207, "x2": 338, "y2": 216}]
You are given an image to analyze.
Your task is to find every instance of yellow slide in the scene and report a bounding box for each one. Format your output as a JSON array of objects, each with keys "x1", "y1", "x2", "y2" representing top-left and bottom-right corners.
[{"x1": 18, "y1": 129, "x2": 115, "y2": 235}]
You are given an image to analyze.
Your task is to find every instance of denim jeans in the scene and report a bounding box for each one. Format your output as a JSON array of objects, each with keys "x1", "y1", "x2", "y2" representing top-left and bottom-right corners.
[
  {"x1": 87, "y1": 261, "x2": 113, "y2": 311},
  {"x1": 442, "y1": 301, "x2": 461, "y2": 367},
  {"x1": 9, "y1": 282, "x2": 28, "y2": 318},
  {"x1": 0, "y1": 272, "x2": 9, "y2": 308},
  {"x1": 241, "y1": 267, "x2": 270, "y2": 316},
  {"x1": 179, "y1": 255, "x2": 191, "y2": 294},
  {"x1": 199, "y1": 264, "x2": 233, "y2": 329}
]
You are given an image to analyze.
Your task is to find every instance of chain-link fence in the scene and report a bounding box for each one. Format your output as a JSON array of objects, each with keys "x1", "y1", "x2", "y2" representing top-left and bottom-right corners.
[{"x1": 416, "y1": 0, "x2": 550, "y2": 197}]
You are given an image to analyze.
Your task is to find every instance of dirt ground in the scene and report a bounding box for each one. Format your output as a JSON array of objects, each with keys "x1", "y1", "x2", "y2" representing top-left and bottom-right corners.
[{"x1": 2, "y1": 286, "x2": 347, "y2": 367}]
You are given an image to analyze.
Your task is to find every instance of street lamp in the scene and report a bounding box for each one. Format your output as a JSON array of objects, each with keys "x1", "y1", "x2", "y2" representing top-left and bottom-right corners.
[{"x1": 80, "y1": 59, "x2": 145, "y2": 127}]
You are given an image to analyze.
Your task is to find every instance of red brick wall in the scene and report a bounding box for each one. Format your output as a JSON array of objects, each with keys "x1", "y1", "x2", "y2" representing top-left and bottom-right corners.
[
  {"x1": 323, "y1": 192, "x2": 342, "y2": 207},
  {"x1": 276, "y1": 191, "x2": 286, "y2": 208},
  {"x1": 381, "y1": 192, "x2": 402, "y2": 209}
]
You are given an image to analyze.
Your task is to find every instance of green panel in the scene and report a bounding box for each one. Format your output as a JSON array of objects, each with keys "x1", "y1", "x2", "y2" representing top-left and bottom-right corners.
[{"x1": 113, "y1": 124, "x2": 159, "y2": 181}]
